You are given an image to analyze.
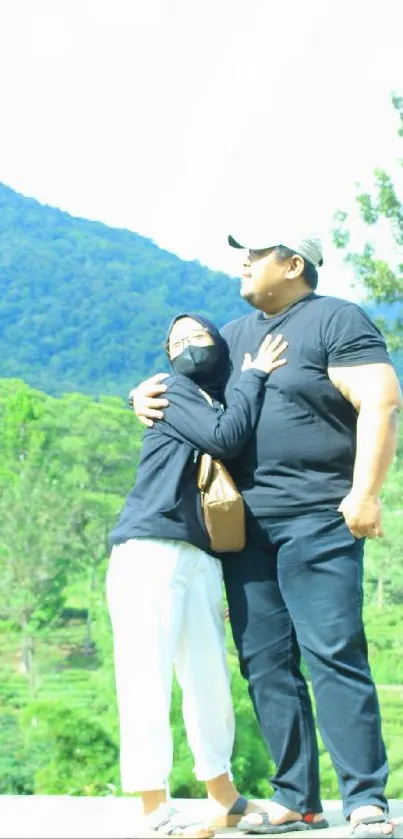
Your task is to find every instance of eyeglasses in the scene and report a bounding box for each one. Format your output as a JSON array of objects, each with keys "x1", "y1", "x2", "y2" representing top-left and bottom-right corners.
[{"x1": 169, "y1": 329, "x2": 211, "y2": 354}]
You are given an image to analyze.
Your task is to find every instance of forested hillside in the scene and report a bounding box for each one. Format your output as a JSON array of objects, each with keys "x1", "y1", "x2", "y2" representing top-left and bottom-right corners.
[
  {"x1": 0, "y1": 182, "x2": 249, "y2": 398},
  {"x1": 1, "y1": 182, "x2": 401, "y2": 401}
]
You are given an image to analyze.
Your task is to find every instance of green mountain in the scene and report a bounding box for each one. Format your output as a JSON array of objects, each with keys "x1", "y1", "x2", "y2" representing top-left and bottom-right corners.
[
  {"x1": 0, "y1": 182, "x2": 249, "y2": 397},
  {"x1": 0, "y1": 182, "x2": 401, "y2": 397}
]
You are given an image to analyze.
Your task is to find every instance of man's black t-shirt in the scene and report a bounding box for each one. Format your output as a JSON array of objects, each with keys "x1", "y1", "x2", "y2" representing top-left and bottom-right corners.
[{"x1": 221, "y1": 293, "x2": 392, "y2": 515}]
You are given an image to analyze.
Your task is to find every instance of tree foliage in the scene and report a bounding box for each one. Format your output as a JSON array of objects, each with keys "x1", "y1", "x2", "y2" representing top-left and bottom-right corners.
[
  {"x1": 0, "y1": 379, "x2": 142, "y2": 689},
  {"x1": 333, "y1": 94, "x2": 403, "y2": 353}
]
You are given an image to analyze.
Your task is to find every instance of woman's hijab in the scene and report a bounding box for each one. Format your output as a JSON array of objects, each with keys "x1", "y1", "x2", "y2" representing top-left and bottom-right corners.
[{"x1": 165, "y1": 312, "x2": 230, "y2": 402}]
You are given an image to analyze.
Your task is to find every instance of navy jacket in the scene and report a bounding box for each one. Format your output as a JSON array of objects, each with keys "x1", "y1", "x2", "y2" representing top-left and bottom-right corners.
[{"x1": 109, "y1": 368, "x2": 267, "y2": 551}]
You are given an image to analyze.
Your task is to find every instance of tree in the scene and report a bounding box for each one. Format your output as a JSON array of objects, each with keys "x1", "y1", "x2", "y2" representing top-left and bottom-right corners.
[
  {"x1": 332, "y1": 95, "x2": 403, "y2": 615},
  {"x1": 40, "y1": 392, "x2": 143, "y2": 651},
  {"x1": 363, "y1": 460, "x2": 403, "y2": 609},
  {"x1": 333, "y1": 93, "x2": 403, "y2": 351},
  {"x1": 0, "y1": 468, "x2": 74, "y2": 691},
  {"x1": 0, "y1": 381, "x2": 71, "y2": 690},
  {"x1": 20, "y1": 699, "x2": 119, "y2": 795},
  {"x1": 0, "y1": 381, "x2": 143, "y2": 686}
]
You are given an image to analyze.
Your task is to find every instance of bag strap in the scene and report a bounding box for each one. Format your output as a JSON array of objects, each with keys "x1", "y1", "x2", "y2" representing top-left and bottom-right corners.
[
  {"x1": 198, "y1": 387, "x2": 214, "y2": 406},
  {"x1": 197, "y1": 453, "x2": 213, "y2": 490},
  {"x1": 196, "y1": 388, "x2": 215, "y2": 491}
]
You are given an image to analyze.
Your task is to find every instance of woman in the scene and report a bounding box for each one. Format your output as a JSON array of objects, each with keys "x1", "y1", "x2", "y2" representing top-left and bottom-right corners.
[{"x1": 107, "y1": 313, "x2": 287, "y2": 838}]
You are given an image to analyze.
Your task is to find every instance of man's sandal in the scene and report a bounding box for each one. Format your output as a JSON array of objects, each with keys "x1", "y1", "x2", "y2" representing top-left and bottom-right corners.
[
  {"x1": 238, "y1": 810, "x2": 329, "y2": 834},
  {"x1": 350, "y1": 814, "x2": 395, "y2": 838}
]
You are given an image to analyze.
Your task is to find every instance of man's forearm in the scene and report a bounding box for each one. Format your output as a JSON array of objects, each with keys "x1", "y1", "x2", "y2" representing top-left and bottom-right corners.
[{"x1": 351, "y1": 406, "x2": 400, "y2": 497}]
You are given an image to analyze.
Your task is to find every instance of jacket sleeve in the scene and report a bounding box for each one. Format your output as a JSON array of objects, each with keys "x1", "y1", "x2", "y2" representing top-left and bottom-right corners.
[{"x1": 160, "y1": 369, "x2": 267, "y2": 458}]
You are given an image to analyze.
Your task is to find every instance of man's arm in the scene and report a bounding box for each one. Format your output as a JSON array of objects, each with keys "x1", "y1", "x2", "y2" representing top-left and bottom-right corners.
[{"x1": 328, "y1": 362, "x2": 402, "y2": 538}]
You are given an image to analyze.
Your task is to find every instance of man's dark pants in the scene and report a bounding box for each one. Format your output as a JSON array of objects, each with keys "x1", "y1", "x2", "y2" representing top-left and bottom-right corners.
[{"x1": 221, "y1": 509, "x2": 389, "y2": 819}]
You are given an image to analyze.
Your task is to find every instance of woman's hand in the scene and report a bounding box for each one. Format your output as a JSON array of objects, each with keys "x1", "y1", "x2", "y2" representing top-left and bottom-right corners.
[{"x1": 242, "y1": 333, "x2": 288, "y2": 374}]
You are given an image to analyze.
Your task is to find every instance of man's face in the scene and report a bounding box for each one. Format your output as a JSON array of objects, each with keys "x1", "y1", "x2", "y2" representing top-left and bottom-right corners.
[{"x1": 239, "y1": 247, "x2": 292, "y2": 309}]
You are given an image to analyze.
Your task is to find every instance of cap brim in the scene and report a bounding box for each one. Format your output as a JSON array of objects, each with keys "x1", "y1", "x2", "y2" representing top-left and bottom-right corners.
[
  {"x1": 228, "y1": 233, "x2": 323, "y2": 267},
  {"x1": 229, "y1": 234, "x2": 287, "y2": 254},
  {"x1": 228, "y1": 234, "x2": 245, "y2": 249}
]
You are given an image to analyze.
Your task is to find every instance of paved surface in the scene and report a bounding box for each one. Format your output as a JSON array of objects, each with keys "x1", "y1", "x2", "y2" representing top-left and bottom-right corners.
[{"x1": 0, "y1": 796, "x2": 402, "y2": 838}]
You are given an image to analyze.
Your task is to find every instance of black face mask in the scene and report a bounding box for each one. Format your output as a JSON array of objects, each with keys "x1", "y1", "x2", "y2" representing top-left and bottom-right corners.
[{"x1": 171, "y1": 344, "x2": 220, "y2": 382}]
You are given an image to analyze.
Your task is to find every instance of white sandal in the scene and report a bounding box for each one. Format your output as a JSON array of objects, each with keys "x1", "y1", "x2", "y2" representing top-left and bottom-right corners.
[{"x1": 137, "y1": 804, "x2": 215, "y2": 838}]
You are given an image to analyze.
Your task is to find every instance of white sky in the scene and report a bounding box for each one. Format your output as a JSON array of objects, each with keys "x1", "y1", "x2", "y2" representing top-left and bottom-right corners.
[{"x1": 0, "y1": 0, "x2": 402, "y2": 301}]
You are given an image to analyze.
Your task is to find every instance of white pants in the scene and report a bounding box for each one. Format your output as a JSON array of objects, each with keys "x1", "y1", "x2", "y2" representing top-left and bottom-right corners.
[{"x1": 106, "y1": 538, "x2": 235, "y2": 793}]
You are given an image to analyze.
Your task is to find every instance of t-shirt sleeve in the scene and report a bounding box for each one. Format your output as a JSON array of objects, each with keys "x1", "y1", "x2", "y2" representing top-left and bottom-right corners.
[{"x1": 324, "y1": 303, "x2": 391, "y2": 367}]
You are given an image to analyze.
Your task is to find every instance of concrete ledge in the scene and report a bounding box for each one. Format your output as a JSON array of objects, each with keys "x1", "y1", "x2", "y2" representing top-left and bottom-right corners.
[{"x1": 0, "y1": 796, "x2": 402, "y2": 838}]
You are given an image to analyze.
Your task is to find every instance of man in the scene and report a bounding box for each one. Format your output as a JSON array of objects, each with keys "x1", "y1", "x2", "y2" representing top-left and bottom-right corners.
[{"x1": 131, "y1": 226, "x2": 402, "y2": 837}]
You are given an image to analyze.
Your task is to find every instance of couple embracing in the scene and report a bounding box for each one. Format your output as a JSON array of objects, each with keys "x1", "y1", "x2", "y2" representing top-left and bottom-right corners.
[{"x1": 107, "y1": 224, "x2": 401, "y2": 839}]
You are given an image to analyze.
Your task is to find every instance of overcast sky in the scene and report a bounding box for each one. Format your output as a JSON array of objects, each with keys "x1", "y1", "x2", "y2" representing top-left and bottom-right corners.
[{"x1": 0, "y1": 0, "x2": 402, "y2": 301}]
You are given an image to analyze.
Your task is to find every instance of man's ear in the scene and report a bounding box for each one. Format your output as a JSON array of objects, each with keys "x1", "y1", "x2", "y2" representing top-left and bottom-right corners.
[{"x1": 285, "y1": 254, "x2": 305, "y2": 280}]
